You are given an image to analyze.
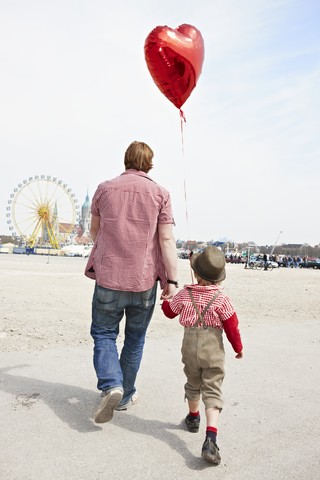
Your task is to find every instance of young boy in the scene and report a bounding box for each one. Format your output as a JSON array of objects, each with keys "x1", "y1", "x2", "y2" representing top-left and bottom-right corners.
[{"x1": 161, "y1": 246, "x2": 243, "y2": 465}]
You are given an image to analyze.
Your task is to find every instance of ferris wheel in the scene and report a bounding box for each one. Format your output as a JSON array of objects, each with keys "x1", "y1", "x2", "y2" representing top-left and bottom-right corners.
[{"x1": 6, "y1": 175, "x2": 80, "y2": 248}]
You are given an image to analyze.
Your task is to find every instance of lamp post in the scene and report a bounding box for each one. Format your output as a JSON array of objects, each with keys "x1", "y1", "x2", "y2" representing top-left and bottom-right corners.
[{"x1": 270, "y1": 230, "x2": 283, "y2": 255}]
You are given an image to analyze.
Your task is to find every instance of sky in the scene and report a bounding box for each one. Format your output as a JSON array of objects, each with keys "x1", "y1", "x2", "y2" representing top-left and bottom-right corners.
[{"x1": 1, "y1": 0, "x2": 319, "y2": 247}]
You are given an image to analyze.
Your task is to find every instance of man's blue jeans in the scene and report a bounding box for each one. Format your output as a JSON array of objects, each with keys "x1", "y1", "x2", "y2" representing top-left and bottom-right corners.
[{"x1": 90, "y1": 282, "x2": 157, "y2": 405}]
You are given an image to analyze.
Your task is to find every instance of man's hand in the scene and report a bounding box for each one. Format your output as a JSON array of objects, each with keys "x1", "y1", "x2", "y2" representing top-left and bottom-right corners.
[
  {"x1": 235, "y1": 351, "x2": 243, "y2": 359},
  {"x1": 160, "y1": 283, "x2": 177, "y2": 300}
]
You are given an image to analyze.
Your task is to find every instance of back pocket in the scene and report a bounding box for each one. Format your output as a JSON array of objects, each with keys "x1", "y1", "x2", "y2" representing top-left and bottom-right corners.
[
  {"x1": 141, "y1": 284, "x2": 157, "y2": 308},
  {"x1": 95, "y1": 286, "x2": 120, "y2": 312}
]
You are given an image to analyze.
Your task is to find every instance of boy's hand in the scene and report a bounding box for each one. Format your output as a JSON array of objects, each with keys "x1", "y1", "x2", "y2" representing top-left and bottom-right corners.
[
  {"x1": 235, "y1": 351, "x2": 243, "y2": 359},
  {"x1": 160, "y1": 283, "x2": 177, "y2": 300}
]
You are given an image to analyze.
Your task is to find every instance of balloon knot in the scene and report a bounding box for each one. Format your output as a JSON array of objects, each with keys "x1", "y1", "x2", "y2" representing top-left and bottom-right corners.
[{"x1": 179, "y1": 109, "x2": 186, "y2": 123}]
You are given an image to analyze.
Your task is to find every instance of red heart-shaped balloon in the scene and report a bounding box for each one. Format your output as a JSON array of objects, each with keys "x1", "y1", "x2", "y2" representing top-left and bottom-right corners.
[{"x1": 144, "y1": 24, "x2": 205, "y2": 109}]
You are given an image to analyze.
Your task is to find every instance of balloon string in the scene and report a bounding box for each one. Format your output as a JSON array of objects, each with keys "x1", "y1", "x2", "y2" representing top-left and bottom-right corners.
[
  {"x1": 179, "y1": 109, "x2": 194, "y2": 284},
  {"x1": 179, "y1": 109, "x2": 188, "y2": 228}
]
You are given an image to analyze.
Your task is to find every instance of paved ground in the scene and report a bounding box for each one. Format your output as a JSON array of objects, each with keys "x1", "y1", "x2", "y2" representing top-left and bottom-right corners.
[
  {"x1": 1, "y1": 321, "x2": 319, "y2": 480},
  {"x1": 1, "y1": 255, "x2": 319, "y2": 479}
]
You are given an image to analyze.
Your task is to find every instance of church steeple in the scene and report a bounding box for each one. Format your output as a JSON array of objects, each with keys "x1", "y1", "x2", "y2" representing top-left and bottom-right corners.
[{"x1": 80, "y1": 188, "x2": 91, "y2": 236}]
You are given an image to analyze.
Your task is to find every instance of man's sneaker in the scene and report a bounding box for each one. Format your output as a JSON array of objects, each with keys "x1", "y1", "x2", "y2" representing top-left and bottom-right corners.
[
  {"x1": 201, "y1": 436, "x2": 221, "y2": 465},
  {"x1": 115, "y1": 392, "x2": 139, "y2": 411},
  {"x1": 94, "y1": 388, "x2": 123, "y2": 423},
  {"x1": 185, "y1": 414, "x2": 200, "y2": 433}
]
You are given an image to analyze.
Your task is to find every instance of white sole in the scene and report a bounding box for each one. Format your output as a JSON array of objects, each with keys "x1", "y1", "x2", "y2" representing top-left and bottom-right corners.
[
  {"x1": 94, "y1": 389, "x2": 123, "y2": 423},
  {"x1": 115, "y1": 394, "x2": 140, "y2": 411}
]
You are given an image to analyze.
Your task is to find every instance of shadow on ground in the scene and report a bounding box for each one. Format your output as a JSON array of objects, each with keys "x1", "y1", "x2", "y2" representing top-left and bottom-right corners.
[{"x1": 0, "y1": 365, "x2": 213, "y2": 470}]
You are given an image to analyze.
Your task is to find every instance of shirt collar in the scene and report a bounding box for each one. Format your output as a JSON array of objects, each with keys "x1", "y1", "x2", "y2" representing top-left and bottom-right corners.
[
  {"x1": 122, "y1": 169, "x2": 154, "y2": 182},
  {"x1": 185, "y1": 284, "x2": 222, "y2": 292}
]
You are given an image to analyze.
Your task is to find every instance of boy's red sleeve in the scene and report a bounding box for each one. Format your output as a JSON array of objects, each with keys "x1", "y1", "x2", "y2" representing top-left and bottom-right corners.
[
  {"x1": 223, "y1": 312, "x2": 243, "y2": 353},
  {"x1": 161, "y1": 300, "x2": 178, "y2": 319}
]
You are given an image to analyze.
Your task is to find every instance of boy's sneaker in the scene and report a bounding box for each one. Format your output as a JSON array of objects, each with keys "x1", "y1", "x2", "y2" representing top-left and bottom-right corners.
[
  {"x1": 185, "y1": 414, "x2": 200, "y2": 433},
  {"x1": 94, "y1": 388, "x2": 123, "y2": 423},
  {"x1": 115, "y1": 392, "x2": 140, "y2": 411},
  {"x1": 201, "y1": 436, "x2": 221, "y2": 465}
]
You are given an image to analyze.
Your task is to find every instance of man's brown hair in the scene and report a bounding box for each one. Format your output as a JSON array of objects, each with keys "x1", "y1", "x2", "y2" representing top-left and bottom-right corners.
[{"x1": 124, "y1": 141, "x2": 154, "y2": 173}]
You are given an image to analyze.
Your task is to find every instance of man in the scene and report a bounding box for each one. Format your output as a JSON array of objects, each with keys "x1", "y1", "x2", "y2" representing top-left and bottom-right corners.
[{"x1": 85, "y1": 141, "x2": 177, "y2": 423}]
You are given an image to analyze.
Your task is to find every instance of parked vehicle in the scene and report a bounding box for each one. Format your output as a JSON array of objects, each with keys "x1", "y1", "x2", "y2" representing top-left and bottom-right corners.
[
  {"x1": 249, "y1": 255, "x2": 278, "y2": 271},
  {"x1": 299, "y1": 259, "x2": 320, "y2": 269},
  {"x1": 178, "y1": 251, "x2": 190, "y2": 259},
  {"x1": 61, "y1": 245, "x2": 93, "y2": 258},
  {"x1": 13, "y1": 246, "x2": 26, "y2": 254},
  {"x1": 225, "y1": 254, "x2": 246, "y2": 264}
]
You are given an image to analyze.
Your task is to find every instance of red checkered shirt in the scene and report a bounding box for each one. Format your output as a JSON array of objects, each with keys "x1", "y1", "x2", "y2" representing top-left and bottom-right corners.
[
  {"x1": 84, "y1": 169, "x2": 174, "y2": 291},
  {"x1": 168, "y1": 284, "x2": 235, "y2": 328}
]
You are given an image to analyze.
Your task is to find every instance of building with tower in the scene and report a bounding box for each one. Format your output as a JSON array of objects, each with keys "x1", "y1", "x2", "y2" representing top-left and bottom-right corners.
[{"x1": 76, "y1": 191, "x2": 92, "y2": 244}]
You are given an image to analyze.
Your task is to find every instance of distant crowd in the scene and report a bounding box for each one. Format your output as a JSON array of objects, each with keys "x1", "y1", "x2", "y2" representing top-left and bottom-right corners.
[
  {"x1": 179, "y1": 251, "x2": 319, "y2": 269},
  {"x1": 256, "y1": 254, "x2": 305, "y2": 268},
  {"x1": 226, "y1": 253, "x2": 315, "y2": 268}
]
